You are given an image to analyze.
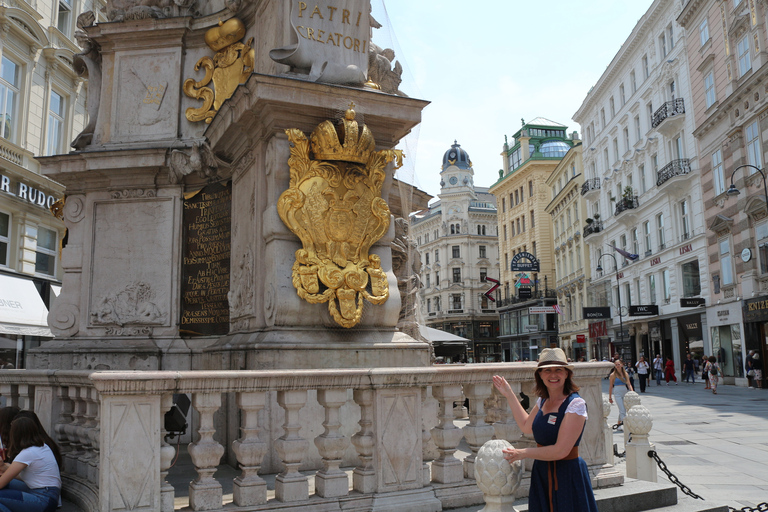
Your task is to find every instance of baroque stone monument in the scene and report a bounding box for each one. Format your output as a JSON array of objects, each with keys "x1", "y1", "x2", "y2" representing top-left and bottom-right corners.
[{"x1": 34, "y1": 0, "x2": 429, "y2": 372}]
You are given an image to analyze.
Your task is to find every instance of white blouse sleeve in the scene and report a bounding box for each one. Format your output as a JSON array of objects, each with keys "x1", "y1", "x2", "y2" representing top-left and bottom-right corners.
[{"x1": 565, "y1": 397, "x2": 588, "y2": 418}]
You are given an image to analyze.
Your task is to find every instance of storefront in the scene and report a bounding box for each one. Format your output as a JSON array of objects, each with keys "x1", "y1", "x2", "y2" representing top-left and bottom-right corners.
[
  {"x1": 742, "y1": 297, "x2": 768, "y2": 386},
  {"x1": 706, "y1": 301, "x2": 744, "y2": 383},
  {"x1": 677, "y1": 313, "x2": 705, "y2": 366},
  {"x1": 0, "y1": 273, "x2": 53, "y2": 368}
]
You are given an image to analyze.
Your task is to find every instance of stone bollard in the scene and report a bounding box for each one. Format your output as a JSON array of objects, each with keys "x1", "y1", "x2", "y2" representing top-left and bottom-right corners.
[
  {"x1": 622, "y1": 391, "x2": 641, "y2": 446},
  {"x1": 602, "y1": 396, "x2": 613, "y2": 466},
  {"x1": 474, "y1": 439, "x2": 523, "y2": 512},
  {"x1": 624, "y1": 405, "x2": 657, "y2": 482}
]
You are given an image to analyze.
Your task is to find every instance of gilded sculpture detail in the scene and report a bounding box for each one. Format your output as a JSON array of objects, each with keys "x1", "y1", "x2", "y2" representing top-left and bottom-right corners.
[
  {"x1": 183, "y1": 18, "x2": 255, "y2": 124},
  {"x1": 278, "y1": 105, "x2": 403, "y2": 328}
]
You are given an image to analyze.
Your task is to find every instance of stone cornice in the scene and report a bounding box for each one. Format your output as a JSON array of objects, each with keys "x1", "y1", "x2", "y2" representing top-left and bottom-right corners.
[{"x1": 677, "y1": 0, "x2": 707, "y2": 28}]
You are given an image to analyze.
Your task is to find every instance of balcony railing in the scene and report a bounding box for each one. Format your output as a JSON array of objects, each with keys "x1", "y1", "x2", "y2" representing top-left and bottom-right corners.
[
  {"x1": 0, "y1": 365, "x2": 618, "y2": 512},
  {"x1": 656, "y1": 158, "x2": 691, "y2": 187},
  {"x1": 583, "y1": 220, "x2": 603, "y2": 238},
  {"x1": 497, "y1": 288, "x2": 557, "y2": 307},
  {"x1": 651, "y1": 98, "x2": 685, "y2": 129},
  {"x1": 581, "y1": 178, "x2": 601, "y2": 196},
  {"x1": 614, "y1": 196, "x2": 639, "y2": 216}
]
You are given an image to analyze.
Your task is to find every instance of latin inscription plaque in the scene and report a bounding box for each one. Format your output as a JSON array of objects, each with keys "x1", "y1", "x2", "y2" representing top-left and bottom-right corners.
[{"x1": 180, "y1": 182, "x2": 231, "y2": 335}]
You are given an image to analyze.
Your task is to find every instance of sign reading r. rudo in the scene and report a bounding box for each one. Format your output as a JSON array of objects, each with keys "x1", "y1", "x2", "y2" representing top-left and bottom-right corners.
[{"x1": 180, "y1": 182, "x2": 232, "y2": 336}]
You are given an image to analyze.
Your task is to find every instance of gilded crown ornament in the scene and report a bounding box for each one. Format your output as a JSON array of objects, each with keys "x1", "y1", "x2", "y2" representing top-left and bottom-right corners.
[
  {"x1": 183, "y1": 18, "x2": 254, "y2": 124},
  {"x1": 278, "y1": 105, "x2": 403, "y2": 328}
]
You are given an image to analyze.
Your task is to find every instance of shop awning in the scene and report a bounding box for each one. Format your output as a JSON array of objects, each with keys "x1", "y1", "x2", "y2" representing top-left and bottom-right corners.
[
  {"x1": 0, "y1": 274, "x2": 52, "y2": 337},
  {"x1": 419, "y1": 325, "x2": 469, "y2": 345}
]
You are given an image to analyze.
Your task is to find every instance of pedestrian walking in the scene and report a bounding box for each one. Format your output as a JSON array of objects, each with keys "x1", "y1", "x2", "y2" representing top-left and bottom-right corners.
[
  {"x1": 635, "y1": 356, "x2": 650, "y2": 393},
  {"x1": 751, "y1": 354, "x2": 763, "y2": 390},
  {"x1": 705, "y1": 356, "x2": 721, "y2": 394},
  {"x1": 664, "y1": 356, "x2": 678, "y2": 385},
  {"x1": 653, "y1": 354, "x2": 664, "y2": 385},
  {"x1": 683, "y1": 353, "x2": 696, "y2": 383},
  {"x1": 746, "y1": 350, "x2": 756, "y2": 388},
  {"x1": 608, "y1": 359, "x2": 634, "y2": 427}
]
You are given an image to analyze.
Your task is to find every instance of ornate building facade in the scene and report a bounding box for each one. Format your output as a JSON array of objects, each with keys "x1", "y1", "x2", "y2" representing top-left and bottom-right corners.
[
  {"x1": 679, "y1": 0, "x2": 768, "y2": 386},
  {"x1": 411, "y1": 142, "x2": 500, "y2": 362},
  {"x1": 490, "y1": 118, "x2": 577, "y2": 362},
  {"x1": 544, "y1": 144, "x2": 592, "y2": 360},
  {"x1": 0, "y1": 1, "x2": 97, "y2": 364},
  {"x1": 574, "y1": 0, "x2": 708, "y2": 367}
]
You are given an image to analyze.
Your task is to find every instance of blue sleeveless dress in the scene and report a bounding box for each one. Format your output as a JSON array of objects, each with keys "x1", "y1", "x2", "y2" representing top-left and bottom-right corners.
[{"x1": 527, "y1": 393, "x2": 598, "y2": 512}]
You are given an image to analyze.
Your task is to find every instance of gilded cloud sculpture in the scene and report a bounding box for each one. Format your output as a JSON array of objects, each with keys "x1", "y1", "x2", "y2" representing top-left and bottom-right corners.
[{"x1": 278, "y1": 105, "x2": 403, "y2": 328}]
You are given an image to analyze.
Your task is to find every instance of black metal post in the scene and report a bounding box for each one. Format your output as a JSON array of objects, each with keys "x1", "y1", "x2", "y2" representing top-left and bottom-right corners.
[{"x1": 597, "y1": 253, "x2": 623, "y2": 354}]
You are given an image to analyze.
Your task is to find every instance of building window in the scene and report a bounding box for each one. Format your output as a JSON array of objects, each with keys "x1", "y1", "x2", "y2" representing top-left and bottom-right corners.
[
  {"x1": 435, "y1": 250, "x2": 439, "y2": 262},
  {"x1": 435, "y1": 296, "x2": 440, "y2": 311},
  {"x1": 529, "y1": 180, "x2": 533, "y2": 197},
  {"x1": 0, "y1": 56, "x2": 20, "y2": 142},
  {"x1": 652, "y1": 153, "x2": 659, "y2": 176},
  {"x1": 57, "y1": 0, "x2": 73, "y2": 36},
  {"x1": 712, "y1": 149, "x2": 725, "y2": 196},
  {"x1": 704, "y1": 71, "x2": 716, "y2": 108},
  {"x1": 648, "y1": 274, "x2": 656, "y2": 304},
  {"x1": 639, "y1": 164, "x2": 647, "y2": 194},
  {"x1": 453, "y1": 267, "x2": 461, "y2": 283},
  {"x1": 620, "y1": 84, "x2": 626, "y2": 106},
  {"x1": 625, "y1": 283, "x2": 632, "y2": 307},
  {"x1": 720, "y1": 238, "x2": 733, "y2": 286},
  {"x1": 480, "y1": 267, "x2": 487, "y2": 282},
  {"x1": 610, "y1": 97, "x2": 615, "y2": 117},
  {"x1": 35, "y1": 227, "x2": 58, "y2": 276},
  {"x1": 0, "y1": 212, "x2": 8, "y2": 266},
  {"x1": 479, "y1": 245, "x2": 486, "y2": 259},
  {"x1": 699, "y1": 17, "x2": 709, "y2": 46},
  {"x1": 501, "y1": 198, "x2": 505, "y2": 212},
  {"x1": 634, "y1": 115, "x2": 641, "y2": 143},
  {"x1": 667, "y1": 24, "x2": 675, "y2": 50},
  {"x1": 511, "y1": 222, "x2": 516, "y2": 237},
  {"x1": 520, "y1": 186, "x2": 525, "y2": 201},
  {"x1": 746, "y1": 120, "x2": 762, "y2": 169},
  {"x1": 435, "y1": 271, "x2": 439, "y2": 286},
  {"x1": 600, "y1": 108, "x2": 606, "y2": 128},
  {"x1": 642, "y1": 55, "x2": 649, "y2": 79},
  {"x1": 657, "y1": 213, "x2": 665, "y2": 249},
  {"x1": 661, "y1": 269, "x2": 671, "y2": 303},
  {"x1": 503, "y1": 225, "x2": 507, "y2": 240},
  {"x1": 425, "y1": 233, "x2": 429, "y2": 243},
  {"x1": 425, "y1": 274, "x2": 430, "y2": 288},
  {"x1": 632, "y1": 228, "x2": 639, "y2": 256},
  {"x1": 612, "y1": 138, "x2": 619, "y2": 162},
  {"x1": 514, "y1": 190, "x2": 519, "y2": 205},
  {"x1": 757, "y1": 220, "x2": 768, "y2": 274},
  {"x1": 530, "y1": 211, "x2": 535, "y2": 228},
  {"x1": 630, "y1": 70, "x2": 637, "y2": 93},
  {"x1": 660, "y1": 32, "x2": 667, "y2": 57},
  {"x1": 450, "y1": 225, "x2": 455, "y2": 235},
  {"x1": 452, "y1": 245, "x2": 460, "y2": 259},
  {"x1": 643, "y1": 221, "x2": 652, "y2": 254},
  {"x1": 680, "y1": 200, "x2": 690, "y2": 240},
  {"x1": 738, "y1": 35, "x2": 751, "y2": 77},
  {"x1": 426, "y1": 298, "x2": 431, "y2": 312},
  {"x1": 532, "y1": 241, "x2": 536, "y2": 257},
  {"x1": 681, "y1": 260, "x2": 701, "y2": 297},
  {"x1": 451, "y1": 294, "x2": 461, "y2": 310},
  {"x1": 623, "y1": 127, "x2": 629, "y2": 152},
  {"x1": 425, "y1": 253, "x2": 429, "y2": 265}
]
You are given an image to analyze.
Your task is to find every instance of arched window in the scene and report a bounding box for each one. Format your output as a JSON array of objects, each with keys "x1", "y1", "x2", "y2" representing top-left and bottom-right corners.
[
  {"x1": 451, "y1": 225, "x2": 455, "y2": 234},
  {"x1": 482, "y1": 225, "x2": 486, "y2": 235},
  {"x1": 477, "y1": 225, "x2": 481, "y2": 235}
]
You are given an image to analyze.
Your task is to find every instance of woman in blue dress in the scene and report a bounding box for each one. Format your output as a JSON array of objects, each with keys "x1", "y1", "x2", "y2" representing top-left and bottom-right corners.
[{"x1": 492, "y1": 348, "x2": 598, "y2": 512}]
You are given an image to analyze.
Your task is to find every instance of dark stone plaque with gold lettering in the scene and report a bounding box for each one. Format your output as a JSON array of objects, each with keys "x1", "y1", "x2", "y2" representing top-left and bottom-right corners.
[{"x1": 180, "y1": 182, "x2": 231, "y2": 336}]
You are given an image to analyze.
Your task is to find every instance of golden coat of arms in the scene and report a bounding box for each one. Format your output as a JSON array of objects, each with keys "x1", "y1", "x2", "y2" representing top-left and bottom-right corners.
[{"x1": 278, "y1": 105, "x2": 403, "y2": 328}]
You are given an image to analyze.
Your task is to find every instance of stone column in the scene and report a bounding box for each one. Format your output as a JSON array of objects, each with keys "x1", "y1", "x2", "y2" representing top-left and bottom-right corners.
[
  {"x1": 188, "y1": 393, "x2": 225, "y2": 511},
  {"x1": 232, "y1": 391, "x2": 268, "y2": 506},
  {"x1": 274, "y1": 390, "x2": 309, "y2": 502},
  {"x1": 65, "y1": 387, "x2": 84, "y2": 475},
  {"x1": 351, "y1": 388, "x2": 375, "y2": 493},
  {"x1": 430, "y1": 385, "x2": 464, "y2": 484},
  {"x1": 314, "y1": 389, "x2": 350, "y2": 497},
  {"x1": 625, "y1": 405, "x2": 656, "y2": 482},
  {"x1": 159, "y1": 394, "x2": 176, "y2": 512},
  {"x1": 462, "y1": 383, "x2": 494, "y2": 479}
]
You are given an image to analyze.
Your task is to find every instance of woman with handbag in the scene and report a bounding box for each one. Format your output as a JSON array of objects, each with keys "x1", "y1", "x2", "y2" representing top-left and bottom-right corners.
[
  {"x1": 608, "y1": 359, "x2": 634, "y2": 427},
  {"x1": 706, "y1": 356, "x2": 721, "y2": 394}
]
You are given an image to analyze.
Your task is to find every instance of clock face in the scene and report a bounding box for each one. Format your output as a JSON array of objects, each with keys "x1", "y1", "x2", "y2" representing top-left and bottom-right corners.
[
  {"x1": 449, "y1": 151, "x2": 456, "y2": 159},
  {"x1": 742, "y1": 248, "x2": 752, "y2": 262},
  {"x1": 449, "y1": 176, "x2": 458, "y2": 185},
  {"x1": 620, "y1": 306, "x2": 628, "y2": 317}
]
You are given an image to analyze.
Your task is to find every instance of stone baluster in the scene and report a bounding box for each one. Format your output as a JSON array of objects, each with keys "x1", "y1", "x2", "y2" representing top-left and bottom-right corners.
[
  {"x1": 16, "y1": 384, "x2": 33, "y2": 410},
  {"x1": 430, "y1": 385, "x2": 464, "y2": 484},
  {"x1": 76, "y1": 387, "x2": 95, "y2": 480},
  {"x1": 64, "y1": 387, "x2": 84, "y2": 475},
  {"x1": 159, "y1": 393, "x2": 176, "y2": 512},
  {"x1": 274, "y1": 390, "x2": 309, "y2": 502},
  {"x1": 462, "y1": 383, "x2": 495, "y2": 479},
  {"x1": 602, "y1": 396, "x2": 613, "y2": 466},
  {"x1": 188, "y1": 393, "x2": 225, "y2": 511},
  {"x1": 314, "y1": 389, "x2": 349, "y2": 498},
  {"x1": 492, "y1": 385, "x2": 522, "y2": 445},
  {"x1": 87, "y1": 389, "x2": 100, "y2": 485},
  {"x1": 232, "y1": 391, "x2": 268, "y2": 506},
  {"x1": 624, "y1": 405, "x2": 656, "y2": 482},
  {"x1": 55, "y1": 386, "x2": 73, "y2": 463},
  {"x1": 351, "y1": 388, "x2": 375, "y2": 494},
  {"x1": 420, "y1": 387, "x2": 434, "y2": 485},
  {"x1": 0, "y1": 384, "x2": 18, "y2": 408}
]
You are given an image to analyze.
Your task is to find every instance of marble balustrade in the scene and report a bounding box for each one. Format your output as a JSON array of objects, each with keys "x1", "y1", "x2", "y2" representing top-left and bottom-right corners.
[{"x1": 0, "y1": 362, "x2": 619, "y2": 512}]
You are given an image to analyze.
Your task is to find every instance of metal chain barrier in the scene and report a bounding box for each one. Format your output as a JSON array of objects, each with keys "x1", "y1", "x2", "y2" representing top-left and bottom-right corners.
[
  {"x1": 647, "y1": 450, "x2": 703, "y2": 500},
  {"x1": 613, "y1": 443, "x2": 625, "y2": 458},
  {"x1": 728, "y1": 503, "x2": 768, "y2": 512}
]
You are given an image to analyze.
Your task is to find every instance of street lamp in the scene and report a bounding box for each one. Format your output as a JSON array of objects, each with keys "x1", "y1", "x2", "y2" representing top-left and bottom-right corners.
[
  {"x1": 596, "y1": 253, "x2": 624, "y2": 355},
  {"x1": 727, "y1": 164, "x2": 768, "y2": 212}
]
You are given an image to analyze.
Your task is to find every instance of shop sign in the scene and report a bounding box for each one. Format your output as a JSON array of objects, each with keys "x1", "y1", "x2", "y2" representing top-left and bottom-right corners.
[
  {"x1": 679, "y1": 244, "x2": 692, "y2": 255},
  {"x1": 681, "y1": 297, "x2": 705, "y2": 307},
  {"x1": 518, "y1": 287, "x2": 532, "y2": 299},
  {"x1": 575, "y1": 334, "x2": 586, "y2": 345},
  {"x1": 679, "y1": 313, "x2": 703, "y2": 342},
  {"x1": 525, "y1": 324, "x2": 538, "y2": 331},
  {"x1": 0, "y1": 173, "x2": 60, "y2": 209},
  {"x1": 743, "y1": 296, "x2": 768, "y2": 323},
  {"x1": 650, "y1": 256, "x2": 661, "y2": 266},
  {"x1": 529, "y1": 306, "x2": 555, "y2": 314},
  {"x1": 629, "y1": 305, "x2": 658, "y2": 316},
  {"x1": 583, "y1": 307, "x2": 611, "y2": 319},
  {"x1": 510, "y1": 251, "x2": 540, "y2": 272}
]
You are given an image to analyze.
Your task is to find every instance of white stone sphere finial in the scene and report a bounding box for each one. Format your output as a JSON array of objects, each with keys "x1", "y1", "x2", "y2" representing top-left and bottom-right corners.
[
  {"x1": 623, "y1": 391, "x2": 641, "y2": 411},
  {"x1": 602, "y1": 396, "x2": 611, "y2": 419},
  {"x1": 475, "y1": 439, "x2": 523, "y2": 512},
  {"x1": 624, "y1": 405, "x2": 653, "y2": 435}
]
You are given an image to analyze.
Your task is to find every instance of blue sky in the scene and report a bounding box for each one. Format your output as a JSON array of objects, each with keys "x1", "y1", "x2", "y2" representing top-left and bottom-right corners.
[{"x1": 371, "y1": 0, "x2": 655, "y2": 201}]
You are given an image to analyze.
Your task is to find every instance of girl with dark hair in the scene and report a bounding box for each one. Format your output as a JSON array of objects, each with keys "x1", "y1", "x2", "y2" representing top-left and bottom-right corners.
[
  {"x1": 0, "y1": 408, "x2": 20, "y2": 463},
  {"x1": 0, "y1": 416, "x2": 61, "y2": 512},
  {"x1": 492, "y1": 348, "x2": 598, "y2": 512},
  {"x1": 13, "y1": 412, "x2": 62, "y2": 470}
]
